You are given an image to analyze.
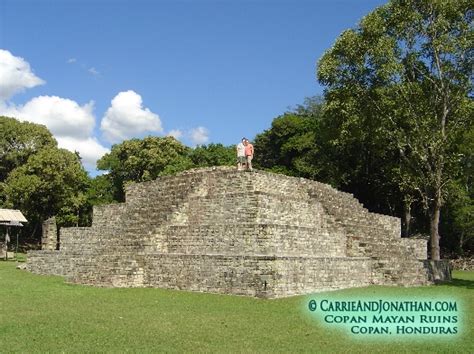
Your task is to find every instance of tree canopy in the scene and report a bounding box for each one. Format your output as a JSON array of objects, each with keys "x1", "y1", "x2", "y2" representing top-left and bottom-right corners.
[
  {"x1": 317, "y1": 0, "x2": 473, "y2": 259},
  {"x1": 188, "y1": 143, "x2": 235, "y2": 168},
  {"x1": 1, "y1": 116, "x2": 90, "y2": 241},
  {"x1": 254, "y1": 100, "x2": 321, "y2": 179},
  {"x1": 0, "y1": 116, "x2": 56, "y2": 183},
  {"x1": 3, "y1": 147, "x2": 89, "y2": 234},
  {"x1": 96, "y1": 136, "x2": 192, "y2": 201},
  {"x1": 96, "y1": 137, "x2": 236, "y2": 202}
]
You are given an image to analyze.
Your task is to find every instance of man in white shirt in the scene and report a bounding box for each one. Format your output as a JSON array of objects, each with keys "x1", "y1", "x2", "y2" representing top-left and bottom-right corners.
[{"x1": 236, "y1": 138, "x2": 246, "y2": 170}]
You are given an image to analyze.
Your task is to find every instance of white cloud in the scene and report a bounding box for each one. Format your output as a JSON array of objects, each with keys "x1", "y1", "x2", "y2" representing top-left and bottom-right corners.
[
  {"x1": 0, "y1": 51, "x2": 109, "y2": 170},
  {"x1": 0, "y1": 49, "x2": 45, "y2": 101},
  {"x1": 166, "y1": 127, "x2": 210, "y2": 146},
  {"x1": 88, "y1": 67, "x2": 99, "y2": 76},
  {"x1": 189, "y1": 126, "x2": 209, "y2": 146},
  {"x1": 101, "y1": 90, "x2": 162, "y2": 143},
  {"x1": 56, "y1": 136, "x2": 110, "y2": 170},
  {"x1": 4, "y1": 95, "x2": 95, "y2": 139},
  {"x1": 67, "y1": 58, "x2": 101, "y2": 77},
  {"x1": 167, "y1": 129, "x2": 183, "y2": 139},
  {"x1": 1, "y1": 96, "x2": 109, "y2": 168}
]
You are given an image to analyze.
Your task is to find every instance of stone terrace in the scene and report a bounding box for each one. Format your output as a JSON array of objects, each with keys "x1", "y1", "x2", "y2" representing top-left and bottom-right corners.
[{"x1": 27, "y1": 167, "x2": 437, "y2": 298}]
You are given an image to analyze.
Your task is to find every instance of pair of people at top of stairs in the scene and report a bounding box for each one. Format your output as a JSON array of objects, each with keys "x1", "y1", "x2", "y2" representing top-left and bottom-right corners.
[{"x1": 236, "y1": 137, "x2": 254, "y2": 171}]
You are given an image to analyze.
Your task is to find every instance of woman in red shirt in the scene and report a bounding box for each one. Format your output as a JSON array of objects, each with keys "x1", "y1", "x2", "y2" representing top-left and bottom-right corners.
[{"x1": 244, "y1": 139, "x2": 254, "y2": 171}]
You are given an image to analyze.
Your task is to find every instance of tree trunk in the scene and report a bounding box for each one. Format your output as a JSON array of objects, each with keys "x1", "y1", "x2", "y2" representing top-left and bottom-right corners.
[
  {"x1": 430, "y1": 194, "x2": 442, "y2": 260},
  {"x1": 401, "y1": 200, "x2": 412, "y2": 237},
  {"x1": 29, "y1": 223, "x2": 38, "y2": 240}
]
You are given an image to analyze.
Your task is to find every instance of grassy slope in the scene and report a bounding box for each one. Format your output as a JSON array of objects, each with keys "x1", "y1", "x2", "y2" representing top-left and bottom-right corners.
[{"x1": 0, "y1": 262, "x2": 472, "y2": 353}]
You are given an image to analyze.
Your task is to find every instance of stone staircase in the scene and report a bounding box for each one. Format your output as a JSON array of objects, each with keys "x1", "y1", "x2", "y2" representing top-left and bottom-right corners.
[{"x1": 305, "y1": 180, "x2": 428, "y2": 285}]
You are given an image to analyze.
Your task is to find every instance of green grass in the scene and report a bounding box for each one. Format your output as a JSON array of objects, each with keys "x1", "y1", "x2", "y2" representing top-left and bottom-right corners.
[{"x1": 0, "y1": 262, "x2": 472, "y2": 353}]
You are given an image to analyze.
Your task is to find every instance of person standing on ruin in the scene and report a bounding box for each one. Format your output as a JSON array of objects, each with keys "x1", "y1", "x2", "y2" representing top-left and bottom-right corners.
[
  {"x1": 236, "y1": 138, "x2": 246, "y2": 170},
  {"x1": 244, "y1": 138, "x2": 254, "y2": 171}
]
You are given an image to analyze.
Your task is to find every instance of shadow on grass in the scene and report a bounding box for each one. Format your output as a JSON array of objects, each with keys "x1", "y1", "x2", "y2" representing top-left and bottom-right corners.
[
  {"x1": 435, "y1": 274, "x2": 474, "y2": 289},
  {"x1": 446, "y1": 277, "x2": 474, "y2": 289}
]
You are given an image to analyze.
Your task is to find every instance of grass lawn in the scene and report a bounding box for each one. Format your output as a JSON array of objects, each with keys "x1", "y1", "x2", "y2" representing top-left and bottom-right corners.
[{"x1": 0, "y1": 261, "x2": 472, "y2": 353}]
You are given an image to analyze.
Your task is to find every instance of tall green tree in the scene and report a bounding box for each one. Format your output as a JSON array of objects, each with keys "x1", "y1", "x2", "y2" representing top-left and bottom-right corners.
[
  {"x1": 0, "y1": 116, "x2": 56, "y2": 182},
  {"x1": 440, "y1": 127, "x2": 474, "y2": 255},
  {"x1": 254, "y1": 97, "x2": 323, "y2": 179},
  {"x1": 317, "y1": 0, "x2": 473, "y2": 259},
  {"x1": 97, "y1": 136, "x2": 193, "y2": 201},
  {"x1": 188, "y1": 143, "x2": 235, "y2": 168},
  {"x1": 3, "y1": 147, "x2": 89, "y2": 237},
  {"x1": 86, "y1": 174, "x2": 117, "y2": 207}
]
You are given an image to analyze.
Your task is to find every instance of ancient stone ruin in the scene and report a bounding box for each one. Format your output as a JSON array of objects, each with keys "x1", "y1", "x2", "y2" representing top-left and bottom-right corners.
[{"x1": 26, "y1": 167, "x2": 447, "y2": 298}]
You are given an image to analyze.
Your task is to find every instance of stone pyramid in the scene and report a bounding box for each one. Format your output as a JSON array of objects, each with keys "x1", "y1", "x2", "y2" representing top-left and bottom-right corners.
[{"x1": 27, "y1": 167, "x2": 440, "y2": 298}]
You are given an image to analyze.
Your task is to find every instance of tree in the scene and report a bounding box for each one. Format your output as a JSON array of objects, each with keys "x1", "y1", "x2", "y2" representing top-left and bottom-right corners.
[
  {"x1": 440, "y1": 127, "x2": 474, "y2": 255},
  {"x1": 254, "y1": 97, "x2": 323, "y2": 179},
  {"x1": 97, "y1": 137, "x2": 240, "y2": 202},
  {"x1": 86, "y1": 174, "x2": 117, "y2": 207},
  {"x1": 97, "y1": 136, "x2": 193, "y2": 201},
  {"x1": 0, "y1": 116, "x2": 56, "y2": 182},
  {"x1": 317, "y1": 0, "x2": 473, "y2": 259},
  {"x1": 188, "y1": 143, "x2": 235, "y2": 168},
  {"x1": 3, "y1": 147, "x2": 89, "y2": 237}
]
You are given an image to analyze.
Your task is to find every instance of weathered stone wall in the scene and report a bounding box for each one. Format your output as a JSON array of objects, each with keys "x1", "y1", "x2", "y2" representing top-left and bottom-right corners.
[
  {"x1": 41, "y1": 217, "x2": 57, "y2": 251},
  {"x1": 27, "y1": 167, "x2": 436, "y2": 298},
  {"x1": 400, "y1": 238, "x2": 428, "y2": 260},
  {"x1": 424, "y1": 260, "x2": 452, "y2": 282}
]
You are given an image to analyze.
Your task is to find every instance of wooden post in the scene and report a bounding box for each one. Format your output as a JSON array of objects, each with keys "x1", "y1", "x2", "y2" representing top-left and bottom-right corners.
[{"x1": 4, "y1": 227, "x2": 9, "y2": 260}]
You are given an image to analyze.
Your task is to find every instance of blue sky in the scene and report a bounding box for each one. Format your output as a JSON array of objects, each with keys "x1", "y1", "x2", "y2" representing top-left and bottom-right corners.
[{"x1": 0, "y1": 0, "x2": 386, "y2": 174}]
